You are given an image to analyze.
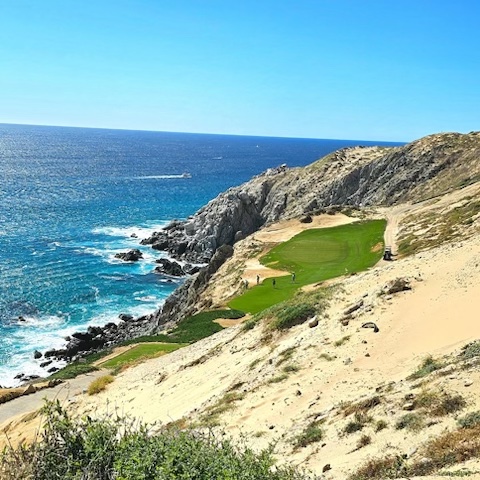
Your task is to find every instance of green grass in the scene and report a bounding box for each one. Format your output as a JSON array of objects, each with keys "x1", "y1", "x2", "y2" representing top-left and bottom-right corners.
[
  {"x1": 48, "y1": 363, "x2": 99, "y2": 380},
  {"x1": 100, "y1": 343, "x2": 187, "y2": 370},
  {"x1": 120, "y1": 309, "x2": 245, "y2": 345},
  {"x1": 48, "y1": 310, "x2": 244, "y2": 380},
  {"x1": 229, "y1": 220, "x2": 385, "y2": 314}
]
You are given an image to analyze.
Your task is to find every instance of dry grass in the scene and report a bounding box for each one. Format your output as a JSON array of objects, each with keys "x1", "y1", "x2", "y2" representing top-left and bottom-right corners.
[
  {"x1": 87, "y1": 375, "x2": 114, "y2": 395},
  {"x1": 409, "y1": 425, "x2": 480, "y2": 476},
  {"x1": 414, "y1": 389, "x2": 466, "y2": 416},
  {"x1": 342, "y1": 395, "x2": 382, "y2": 416}
]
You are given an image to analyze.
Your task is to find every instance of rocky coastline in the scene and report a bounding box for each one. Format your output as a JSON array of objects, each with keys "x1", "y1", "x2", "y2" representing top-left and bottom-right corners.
[{"x1": 20, "y1": 131, "x2": 480, "y2": 383}]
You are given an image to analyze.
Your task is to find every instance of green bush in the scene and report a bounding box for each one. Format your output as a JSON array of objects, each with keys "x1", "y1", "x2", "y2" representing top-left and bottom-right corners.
[
  {"x1": 294, "y1": 421, "x2": 324, "y2": 448},
  {"x1": 48, "y1": 363, "x2": 98, "y2": 380},
  {"x1": 270, "y1": 303, "x2": 316, "y2": 330},
  {"x1": 458, "y1": 411, "x2": 480, "y2": 429},
  {"x1": 461, "y1": 340, "x2": 480, "y2": 359},
  {"x1": 0, "y1": 401, "x2": 316, "y2": 480},
  {"x1": 407, "y1": 356, "x2": 444, "y2": 380},
  {"x1": 395, "y1": 413, "x2": 424, "y2": 432}
]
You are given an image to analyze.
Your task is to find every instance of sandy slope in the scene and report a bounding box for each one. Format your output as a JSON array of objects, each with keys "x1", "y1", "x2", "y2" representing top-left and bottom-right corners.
[{"x1": 2, "y1": 201, "x2": 480, "y2": 478}]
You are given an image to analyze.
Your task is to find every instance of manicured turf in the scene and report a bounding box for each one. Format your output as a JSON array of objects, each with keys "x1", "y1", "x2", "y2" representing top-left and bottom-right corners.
[
  {"x1": 229, "y1": 220, "x2": 386, "y2": 314},
  {"x1": 119, "y1": 309, "x2": 245, "y2": 346},
  {"x1": 100, "y1": 343, "x2": 186, "y2": 369}
]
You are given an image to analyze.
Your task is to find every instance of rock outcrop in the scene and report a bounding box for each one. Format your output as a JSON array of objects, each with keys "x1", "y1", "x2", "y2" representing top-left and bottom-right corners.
[
  {"x1": 114, "y1": 249, "x2": 143, "y2": 262},
  {"x1": 141, "y1": 131, "x2": 480, "y2": 330},
  {"x1": 142, "y1": 132, "x2": 480, "y2": 266}
]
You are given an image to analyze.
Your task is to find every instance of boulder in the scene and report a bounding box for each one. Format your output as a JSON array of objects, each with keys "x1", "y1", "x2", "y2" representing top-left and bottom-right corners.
[
  {"x1": 154, "y1": 258, "x2": 185, "y2": 277},
  {"x1": 383, "y1": 277, "x2": 412, "y2": 295},
  {"x1": 33, "y1": 350, "x2": 42, "y2": 359},
  {"x1": 114, "y1": 249, "x2": 143, "y2": 262}
]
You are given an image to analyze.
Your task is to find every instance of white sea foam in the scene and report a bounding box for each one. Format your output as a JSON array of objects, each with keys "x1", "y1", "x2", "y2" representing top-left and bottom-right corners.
[
  {"x1": 133, "y1": 175, "x2": 186, "y2": 180},
  {"x1": 92, "y1": 222, "x2": 169, "y2": 239}
]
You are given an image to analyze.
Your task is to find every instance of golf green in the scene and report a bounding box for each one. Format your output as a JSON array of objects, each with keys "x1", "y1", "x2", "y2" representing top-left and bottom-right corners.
[{"x1": 228, "y1": 219, "x2": 386, "y2": 314}]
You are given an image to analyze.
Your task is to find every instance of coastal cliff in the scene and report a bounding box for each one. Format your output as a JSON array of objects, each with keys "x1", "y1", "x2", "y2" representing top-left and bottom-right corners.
[{"x1": 147, "y1": 131, "x2": 480, "y2": 329}]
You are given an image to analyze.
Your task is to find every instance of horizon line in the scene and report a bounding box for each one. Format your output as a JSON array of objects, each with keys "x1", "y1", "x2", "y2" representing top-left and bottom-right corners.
[{"x1": 0, "y1": 121, "x2": 407, "y2": 144}]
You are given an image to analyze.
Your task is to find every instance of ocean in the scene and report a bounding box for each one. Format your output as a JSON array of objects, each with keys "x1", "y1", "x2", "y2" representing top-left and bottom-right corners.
[{"x1": 0, "y1": 123, "x2": 402, "y2": 386}]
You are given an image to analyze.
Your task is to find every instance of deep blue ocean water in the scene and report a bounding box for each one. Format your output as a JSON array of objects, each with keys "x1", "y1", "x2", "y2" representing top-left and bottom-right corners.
[{"x1": 0, "y1": 123, "x2": 402, "y2": 386}]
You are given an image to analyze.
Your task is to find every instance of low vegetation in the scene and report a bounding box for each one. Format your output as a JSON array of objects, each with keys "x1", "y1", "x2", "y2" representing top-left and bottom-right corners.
[
  {"x1": 395, "y1": 412, "x2": 424, "y2": 432},
  {"x1": 407, "y1": 355, "x2": 445, "y2": 380},
  {"x1": 0, "y1": 401, "x2": 315, "y2": 480},
  {"x1": 87, "y1": 375, "x2": 114, "y2": 395},
  {"x1": 100, "y1": 343, "x2": 186, "y2": 371},
  {"x1": 49, "y1": 363, "x2": 98, "y2": 380},
  {"x1": 398, "y1": 198, "x2": 480, "y2": 257},
  {"x1": 245, "y1": 288, "x2": 332, "y2": 333},
  {"x1": 343, "y1": 412, "x2": 372, "y2": 435},
  {"x1": 294, "y1": 420, "x2": 324, "y2": 449},
  {"x1": 48, "y1": 309, "x2": 243, "y2": 380},
  {"x1": 120, "y1": 309, "x2": 245, "y2": 345},
  {"x1": 198, "y1": 392, "x2": 246, "y2": 427}
]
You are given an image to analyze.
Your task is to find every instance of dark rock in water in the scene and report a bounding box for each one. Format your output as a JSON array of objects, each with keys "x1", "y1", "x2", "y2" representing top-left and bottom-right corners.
[
  {"x1": 183, "y1": 264, "x2": 201, "y2": 275},
  {"x1": 130, "y1": 233, "x2": 138, "y2": 238},
  {"x1": 47, "y1": 367, "x2": 59, "y2": 373},
  {"x1": 87, "y1": 326, "x2": 103, "y2": 337},
  {"x1": 119, "y1": 314, "x2": 134, "y2": 322},
  {"x1": 115, "y1": 249, "x2": 143, "y2": 262},
  {"x1": 14, "y1": 373, "x2": 24, "y2": 380},
  {"x1": 71, "y1": 331, "x2": 93, "y2": 342},
  {"x1": 104, "y1": 322, "x2": 117, "y2": 330},
  {"x1": 33, "y1": 350, "x2": 42, "y2": 359},
  {"x1": 154, "y1": 258, "x2": 185, "y2": 277},
  {"x1": 40, "y1": 360, "x2": 52, "y2": 368},
  {"x1": 18, "y1": 316, "x2": 26, "y2": 322},
  {"x1": 64, "y1": 335, "x2": 71, "y2": 341}
]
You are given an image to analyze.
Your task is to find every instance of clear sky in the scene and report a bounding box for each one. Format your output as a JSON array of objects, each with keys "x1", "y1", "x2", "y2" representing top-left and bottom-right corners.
[{"x1": 1, "y1": 1, "x2": 479, "y2": 141}]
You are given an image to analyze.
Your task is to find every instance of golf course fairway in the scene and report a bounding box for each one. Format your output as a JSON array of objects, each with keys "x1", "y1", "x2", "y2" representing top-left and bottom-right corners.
[{"x1": 228, "y1": 219, "x2": 386, "y2": 314}]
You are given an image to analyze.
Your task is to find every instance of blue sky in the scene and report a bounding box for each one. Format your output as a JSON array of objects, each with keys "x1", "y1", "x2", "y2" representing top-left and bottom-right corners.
[{"x1": 0, "y1": 1, "x2": 479, "y2": 141}]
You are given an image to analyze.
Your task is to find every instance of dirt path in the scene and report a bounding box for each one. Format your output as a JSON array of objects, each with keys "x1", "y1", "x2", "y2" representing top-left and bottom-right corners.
[{"x1": 0, "y1": 369, "x2": 107, "y2": 426}]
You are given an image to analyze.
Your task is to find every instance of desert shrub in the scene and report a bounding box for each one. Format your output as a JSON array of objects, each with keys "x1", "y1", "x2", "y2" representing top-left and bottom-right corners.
[
  {"x1": 319, "y1": 353, "x2": 335, "y2": 361},
  {"x1": 270, "y1": 304, "x2": 316, "y2": 330},
  {"x1": 409, "y1": 425, "x2": 480, "y2": 476},
  {"x1": 276, "y1": 346, "x2": 297, "y2": 365},
  {"x1": 88, "y1": 375, "x2": 114, "y2": 395},
  {"x1": 283, "y1": 364, "x2": 300, "y2": 373},
  {"x1": 395, "y1": 412, "x2": 424, "y2": 432},
  {"x1": 294, "y1": 421, "x2": 324, "y2": 448},
  {"x1": 349, "y1": 455, "x2": 407, "y2": 480},
  {"x1": 334, "y1": 335, "x2": 351, "y2": 347},
  {"x1": 374, "y1": 419, "x2": 388, "y2": 432},
  {"x1": 458, "y1": 411, "x2": 480, "y2": 429},
  {"x1": 342, "y1": 396, "x2": 382, "y2": 416},
  {"x1": 0, "y1": 401, "x2": 314, "y2": 480},
  {"x1": 408, "y1": 356, "x2": 444, "y2": 380},
  {"x1": 461, "y1": 340, "x2": 480, "y2": 359},
  {"x1": 343, "y1": 412, "x2": 372, "y2": 434},
  {"x1": 415, "y1": 390, "x2": 466, "y2": 416},
  {"x1": 356, "y1": 434, "x2": 371, "y2": 449},
  {"x1": 198, "y1": 392, "x2": 246, "y2": 427}
]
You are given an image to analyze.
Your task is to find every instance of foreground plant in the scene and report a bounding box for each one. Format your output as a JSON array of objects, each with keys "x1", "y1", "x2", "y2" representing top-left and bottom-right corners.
[{"x1": 0, "y1": 400, "x2": 317, "y2": 480}]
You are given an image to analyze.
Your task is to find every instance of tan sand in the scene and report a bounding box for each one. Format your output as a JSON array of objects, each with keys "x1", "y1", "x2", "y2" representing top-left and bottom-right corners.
[{"x1": 1, "y1": 202, "x2": 479, "y2": 478}]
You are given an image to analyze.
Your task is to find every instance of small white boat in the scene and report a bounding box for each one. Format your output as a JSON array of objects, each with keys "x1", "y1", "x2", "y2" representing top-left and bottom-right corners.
[{"x1": 180, "y1": 172, "x2": 192, "y2": 178}]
